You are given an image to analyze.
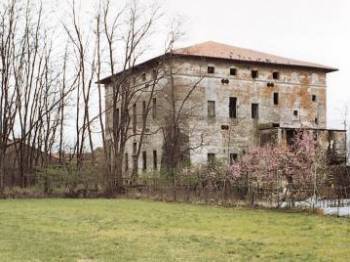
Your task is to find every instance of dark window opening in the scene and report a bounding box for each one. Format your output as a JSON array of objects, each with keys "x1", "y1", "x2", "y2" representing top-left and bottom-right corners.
[
  {"x1": 273, "y1": 71, "x2": 280, "y2": 80},
  {"x1": 273, "y1": 92, "x2": 279, "y2": 105},
  {"x1": 312, "y1": 95, "x2": 317, "y2": 102},
  {"x1": 142, "y1": 72, "x2": 146, "y2": 81},
  {"x1": 221, "y1": 78, "x2": 229, "y2": 84},
  {"x1": 125, "y1": 153, "x2": 129, "y2": 171},
  {"x1": 115, "y1": 108, "x2": 120, "y2": 127},
  {"x1": 230, "y1": 68, "x2": 237, "y2": 76},
  {"x1": 153, "y1": 150, "x2": 157, "y2": 169},
  {"x1": 229, "y1": 97, "x2": 237, "y2": 118},
  {"x1": 230, "y1": 153, "x2": 238, "y2": 164},
  {"x1": 152, "y1": 98, "x2": 157, "y2": 120},
  {"x1": 293, "y1": 110, "x2": 298, "y2": 117},
  {"x1": 207, "y1": 153, "x2": 216, "y2": 165},
  {"x1": 251, "y1": 70, "x2": 258, "y2": 79},
  {"x1": 315, "y1": 117, "x2": 319, "y2": 125},
  {"x1": 286, "y1": 129, "x2": 296, "y2": 146},
  {"x1": 251, "y1": 103, "x2": 259, "y2": 119},
  {"x1": 133, "y1": 143, "x2": 137, "y2": 155},
  {"x1": 221, "y1": 125, "x2": 229, "y2": 130},
  {"x1": 208, "y1": 101, "x2": 216, "y2": 118},
  {"x1": 142, "y1": 151, "x2": 147, "y2": 171},
  {"x1": 207, "y1": 66, "x2": 215, "y2": 74},
  {"x1": 272, "y1": 123, "x2": 280, "y2": 127},
  {"x1": 142, "y1": 101, "x2": 147, "y2": 123},
  {"x1": 152, "y1": 69, "x2": 157, "y2": 79},
  {"x1": 133, "y1": 103, "x2": 137, "y2": 132}
]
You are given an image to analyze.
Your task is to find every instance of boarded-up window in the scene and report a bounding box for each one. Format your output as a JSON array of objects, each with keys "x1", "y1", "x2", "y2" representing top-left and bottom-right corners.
[
  {"x1": 208, "y1": 101, "x2": 216, "y2": 118},
  {"x1": 153, "y1": 150, "x2": 157, "y2": 169},
  {"x1": 152, "y1": 98, "x2": 157, "y2": 119},
  {"x1": 142, "y1": 151, "x2": 147, "y2": 171},
  {"x1": 229, "y1": 97, "x2": 237, "y2": 118},
  {"x1": 251, "y1": 103, "x2": 259, "y2": 119},
  {"x1": 207, "y1": 66, "x2": 215, "y2": 74},
  {"x1": 273, "y1": 93, "x2": 279, "y2": 105}
]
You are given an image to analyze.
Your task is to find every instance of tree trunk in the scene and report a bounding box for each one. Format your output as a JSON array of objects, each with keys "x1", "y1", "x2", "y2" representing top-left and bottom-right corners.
[{"x1": 0, "y1": 154, "x2": 5, "y2": 193}]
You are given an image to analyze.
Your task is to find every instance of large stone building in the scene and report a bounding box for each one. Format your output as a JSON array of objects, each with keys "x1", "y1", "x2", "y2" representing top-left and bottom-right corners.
[{"x1": 99, "y1": 41, "x2": 346, "y2": 173}]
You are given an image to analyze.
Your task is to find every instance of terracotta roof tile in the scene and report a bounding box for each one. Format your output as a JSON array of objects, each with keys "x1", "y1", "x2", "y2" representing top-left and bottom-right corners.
[
  {"x1": 172, "y1": 41, "x2": 336, "y2": 71},
  {"x1": 97, "y1": 41, "x2": 337, "y2": 84}
]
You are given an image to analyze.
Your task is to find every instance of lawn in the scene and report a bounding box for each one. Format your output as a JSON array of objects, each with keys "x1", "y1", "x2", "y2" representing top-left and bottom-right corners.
[{"x1": 0, "y1": 199, "x2": 349, "y2": 261}]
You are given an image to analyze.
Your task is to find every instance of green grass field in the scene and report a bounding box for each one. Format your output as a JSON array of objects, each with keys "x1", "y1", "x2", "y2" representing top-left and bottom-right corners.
[{"x1": 0, "y1": 199, "x2": 349, "y2": 262}]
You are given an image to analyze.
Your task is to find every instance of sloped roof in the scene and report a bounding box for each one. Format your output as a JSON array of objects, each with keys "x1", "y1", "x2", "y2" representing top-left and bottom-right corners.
[
  {"x1": 98, "y1": 41, "x2": 337, "y2": 84},
  {"x1": 172, "y1": 41, "x2": 337, "y2": 72}
]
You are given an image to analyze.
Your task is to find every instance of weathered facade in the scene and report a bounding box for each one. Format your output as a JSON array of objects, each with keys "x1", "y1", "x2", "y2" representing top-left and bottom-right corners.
[{"x1": 100, "y1": 41, "x2": 346, "y2": 173}]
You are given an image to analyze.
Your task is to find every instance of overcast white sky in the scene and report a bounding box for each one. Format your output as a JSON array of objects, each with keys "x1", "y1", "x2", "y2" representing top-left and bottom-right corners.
[{"x1": 50, "y1": 0, "x2": 350, "y2": 136}]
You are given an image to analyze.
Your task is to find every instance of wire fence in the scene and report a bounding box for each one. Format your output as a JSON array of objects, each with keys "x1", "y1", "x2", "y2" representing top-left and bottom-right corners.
[{"x1": 124, "y1": 175, "x2": 350, "y2": 217}]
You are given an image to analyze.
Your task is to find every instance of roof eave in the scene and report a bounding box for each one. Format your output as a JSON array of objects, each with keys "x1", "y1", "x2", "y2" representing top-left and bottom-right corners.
[{"x1": 97, "y1": 53, "x2": 338, "y2": 85}]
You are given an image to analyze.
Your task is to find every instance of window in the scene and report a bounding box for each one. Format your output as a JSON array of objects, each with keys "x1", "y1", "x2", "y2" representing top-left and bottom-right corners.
[
  {"x1": 142, "y1": 72, "x2": 146, "y2": 81},
  {"x1": 230, "y1": 68, "x2": 237, "y2": 76},
  {"x1": 207, "y1": 66, "x2": 215, "y2": 74},
  {"x1": 152, "y1": 98, "x2": 157, "y2": 119},
  {"x1": 251, "y1": 103, "x2": 259, "y2": 119},
  {"x1": 229, "y1": 97, "x2": 237, "y2": 118},
  {"x1": 273, "y1": 71, "x2": 280, "y2": 80},
  {"x1": 115, "y1": 108, "x2": 120, "y2": 126},
  {"x1": 142, "y1": 151, "x2": 147, "y2": 170},
  {"x1": 208, "y1": 100, "x2": 216, "y2": 118},
  {"x1": 293, "y1": 110, "x2": 298, "y2": 117},
  {"x1": 152, "y1": 69, "x2": 157, "y2": 80},
  {"x1": 221, "y1": 125, "x2": 229, "y2": 130},
  {"x1": 221, "y1": 78, "x2": 229, "y2": 84},
  {"x1": 251, "y1": 70, "x2": 258, "y2": 79},
  {"x1": 142, "y1": 101, "x2": 147, "y2": 123},
  {"x1": 273, "y1": 92, "x2": 279, "y2": 105},
  {"x1": 125, "y1": 153, "x2": 129, "y2": 171},
  {"x1": 133, "y1": 142, "x2": 137, "y2": 155},
  {"x1": 133, "y1": 103, "x2": 137, "y2": 132},
  {"x1": 312, "y1": 94, "x2": 317, "y2": 102},
  {"x1": 153, "y1": 150, "x2": 157, "y2": 169},
  {"x1": 230, "y1": 153, "x2": 238, "y2": 164},
  {"x1": 207, "y1": 153, "x2": 216, "y2": 165},
  {"x1": 315, "y1": 117, "x2": 319, "y2": 125}
]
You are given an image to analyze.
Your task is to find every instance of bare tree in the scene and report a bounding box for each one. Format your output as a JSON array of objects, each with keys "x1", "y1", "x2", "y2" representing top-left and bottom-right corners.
[{"x1": 98, "y1": 0, "x2": 162, "y2": 194}]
